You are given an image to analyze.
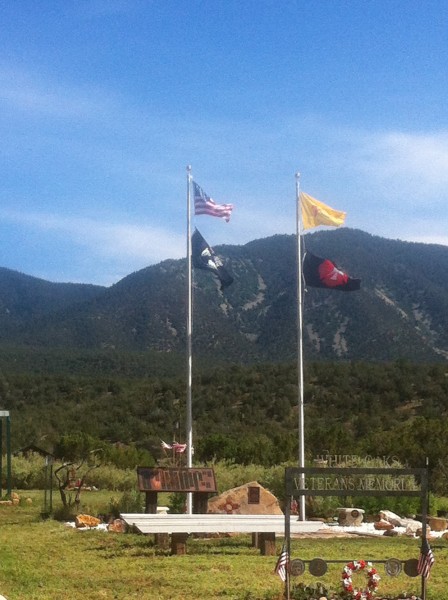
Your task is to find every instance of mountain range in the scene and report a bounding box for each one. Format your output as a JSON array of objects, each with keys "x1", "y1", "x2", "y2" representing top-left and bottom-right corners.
[{"x1": 1, "y1": 228, "x2": 448, "y2": 375}]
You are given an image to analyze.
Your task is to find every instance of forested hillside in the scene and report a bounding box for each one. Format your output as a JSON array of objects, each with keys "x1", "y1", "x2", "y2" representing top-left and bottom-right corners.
[
  {"x1": 1, "y1": 229, "x2": 448, "y2": 369},
  {"x1": 2, "y1": 361, "x2": 448, "y2": 492},
  {"x1": 0, "y1": 267, "x2": 104, "y2": 338}
]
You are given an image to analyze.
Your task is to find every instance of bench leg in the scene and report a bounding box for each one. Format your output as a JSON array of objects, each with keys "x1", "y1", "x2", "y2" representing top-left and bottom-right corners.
[
  {"x1": 259, "y1": 532, "x2": 276, "y2": 556},
  {"x1": 171, "y1": 533, "x2": 189, "y2": 555},
  {"x1": 154, "y1": 533, "x2": 170, "y2": 549},
  {"x1": 251, "y1": 532, "x2": 259, "y2": 548}
]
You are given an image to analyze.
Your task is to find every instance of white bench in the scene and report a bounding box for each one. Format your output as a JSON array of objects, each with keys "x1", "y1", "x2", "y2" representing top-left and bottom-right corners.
[{"x1": 120, "y1": 513, "x2": 324, "y2": 555}]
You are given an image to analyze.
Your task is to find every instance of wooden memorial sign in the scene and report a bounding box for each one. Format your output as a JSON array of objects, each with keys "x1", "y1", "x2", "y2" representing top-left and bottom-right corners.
[
  {"x1": 137, "y1": 467, "x2": 217, "y2": 493},
  {"x1": 137, "y1": 467, "x2": 217, "y2": 514}
]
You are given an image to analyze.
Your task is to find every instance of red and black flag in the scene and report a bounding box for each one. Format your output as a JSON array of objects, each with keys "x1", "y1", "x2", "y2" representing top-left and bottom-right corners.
[
  {"x1": 303, "y1": 251, "x2": 361, "y2": 292},
  {"x1": 192, "y1": 229, "x2": 233, "y2": 290}
]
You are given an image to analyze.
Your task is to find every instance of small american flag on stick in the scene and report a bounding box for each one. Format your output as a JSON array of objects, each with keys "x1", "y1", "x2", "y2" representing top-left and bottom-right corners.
[
  {"x1": 274, "y1": 542, "x2": 289, "y2": 582},
  {"x1": 417, "y1": 538, "x2": 435, "y2": 579}
]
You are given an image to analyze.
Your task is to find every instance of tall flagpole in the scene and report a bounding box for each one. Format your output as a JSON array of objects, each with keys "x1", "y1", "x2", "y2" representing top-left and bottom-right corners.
[
  {"x1": 186, "y1": 165, "x2": 193, "y2": 515},
  {"x1": 295, "y1": 172, "x2": 306, "y2": 521}
]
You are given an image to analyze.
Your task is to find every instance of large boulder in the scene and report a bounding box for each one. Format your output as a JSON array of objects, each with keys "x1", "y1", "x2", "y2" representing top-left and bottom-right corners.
[
  {"x1": 428, "y1": 516, "x2": 447, "y2": 532},
  {"x1": 374, "y1": 518, "x2": 394, "y2": 531},
  {"x1": 207, "y1": 481, "x2": 282, "y2": 515},
  {"x1": 405, "y1": 520, "x2": 431, "y2": 537},
  {"x1": 378, "y1": 509, "x2": 405, "y2": 527},
  {"x1": 107, "y1": 518, "x2": 127, "y2": 533},
  {"x1": 75, "y1": 514, "x2": 101, "y2": 528}
]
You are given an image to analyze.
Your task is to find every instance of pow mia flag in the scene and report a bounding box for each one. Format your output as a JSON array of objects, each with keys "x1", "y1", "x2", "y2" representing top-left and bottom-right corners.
[{"x1": 192, "y1": 229, "x2": 233, "y2": 290}]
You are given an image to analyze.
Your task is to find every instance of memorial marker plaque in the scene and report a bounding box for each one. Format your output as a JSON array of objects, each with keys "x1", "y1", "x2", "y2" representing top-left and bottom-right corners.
[
  {"x1": 404, "y1": 558, "x2": 419, "y2": 578},
  {"x1": 248, "y1": 486, "x2": 260, "y2": 504},
  {"x1": 385, "y1": 558, "x2": 402, "y2": 577},
  {"x1": 308, "y1": 558, "x2": 327, "y2": 577},
  {"x1": 289, "y1": 559, "x2": 305, "y2": 577}
]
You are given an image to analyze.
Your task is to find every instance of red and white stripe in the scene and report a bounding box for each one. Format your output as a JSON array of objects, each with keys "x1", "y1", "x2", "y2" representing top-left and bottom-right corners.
[
  {"x1": 193, "y1": 181, "x2": 233, "y2": 222},
  {"x1": 172, "y1": 442, "x2": 187, "y2": 453}
]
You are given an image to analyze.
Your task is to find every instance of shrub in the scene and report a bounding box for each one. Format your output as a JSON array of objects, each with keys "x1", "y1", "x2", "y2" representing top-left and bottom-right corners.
[
  {"x1": 53, "y1": 502, "x2": 78, "y2": 522},
  {"x1": 89, "y1": 464, "x2": 137, "y2": 491},
  {"x1": 168, "y1": 492, "x2": 186, "y2": 514},
  {"x1": 108, "y1": 490, "x2": 145, "y2": 518},
  {"x1": 9, "y1": 454, "x2": 50, "y2": 489}
]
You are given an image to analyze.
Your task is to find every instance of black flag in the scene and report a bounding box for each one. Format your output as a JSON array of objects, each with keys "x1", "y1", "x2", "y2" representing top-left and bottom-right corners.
[
  {"x1": 192, "y1": 229, "x2": 233, "y2": 290},
  {"x1": 303, "y1": 251, "x2": 361, "y2": 292}
]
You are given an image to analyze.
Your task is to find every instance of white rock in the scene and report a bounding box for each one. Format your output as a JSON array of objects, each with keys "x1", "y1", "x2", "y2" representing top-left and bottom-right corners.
[
  {"x1": 379, "y1": 509, "x2": 404, "y2": 526},
  {"x1": 405, "y1": 521, "x2": 423, "y2": 536}
]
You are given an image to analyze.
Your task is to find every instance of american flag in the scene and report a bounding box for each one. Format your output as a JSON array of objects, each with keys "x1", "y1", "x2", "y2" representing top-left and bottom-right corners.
[
  {"x1": 172, "y1": 442, "x2": 187, "y2": 454},
  {"x1": 193, "y1": 181, "x2": 233, "y2": 222},
  {"x1": 417, "y1": 538, "x2": 435, "y2": 579},
  {"x1": 274, "y1": 542, "x2": 289, "y2": 582}
]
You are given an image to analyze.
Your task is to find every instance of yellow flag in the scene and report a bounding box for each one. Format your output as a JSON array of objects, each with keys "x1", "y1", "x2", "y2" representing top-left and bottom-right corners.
[{"x1": 300, "y1": 191, "x2": 346, "y2": 230}]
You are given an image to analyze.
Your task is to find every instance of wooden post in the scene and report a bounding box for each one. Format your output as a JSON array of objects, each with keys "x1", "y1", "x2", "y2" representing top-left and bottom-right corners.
[
  {"x1": 155, "y1": 532, "x2": 170, "y2": 549},
  {"x1": 192, "y1": 492, "x2": 208, "y2": 514},
  {"x1": 145, "y1": 491, "x2": 158, "y2": 514},
  {"x1": 145, "y1": 490, "x2": 168, "y2": 548},
  {"x1": 259, "y1": 532, "x2": 276, "y2": 556},
  {"x1": 171, "y1": 533, "x2": 189, "y2": 555}
]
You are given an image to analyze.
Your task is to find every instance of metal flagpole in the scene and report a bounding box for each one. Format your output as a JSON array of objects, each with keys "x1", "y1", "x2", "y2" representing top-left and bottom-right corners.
[
  {"x1": 295, "y1": 172, "x2": 306, "y2": 521},
  {"x1": 186, "y1": 165, "x2": 193, "y2": 515},
  {"x1": 421, "y1": 457, "x2": 429, "y2": 600}
]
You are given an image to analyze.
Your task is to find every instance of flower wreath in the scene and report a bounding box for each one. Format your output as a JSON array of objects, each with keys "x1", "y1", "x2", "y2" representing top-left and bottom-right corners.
[{"x1": 341, "y1": 560, "x2": 381, "y2": 599}]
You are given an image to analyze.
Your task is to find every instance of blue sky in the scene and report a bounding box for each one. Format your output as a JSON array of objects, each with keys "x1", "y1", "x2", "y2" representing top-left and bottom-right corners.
[{"x1": 2, "y1": 0, "x2": 448, "y2": 286}]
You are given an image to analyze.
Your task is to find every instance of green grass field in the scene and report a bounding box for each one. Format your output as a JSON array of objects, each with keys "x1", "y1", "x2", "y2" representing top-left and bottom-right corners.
[{"x1": 0, "y1": 491, "x2": 447, "y2": 600}]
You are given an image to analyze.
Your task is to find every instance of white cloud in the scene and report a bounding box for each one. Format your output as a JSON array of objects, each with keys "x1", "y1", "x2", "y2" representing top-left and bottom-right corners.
[
  {"x1": 301, "y1": 122, "x2": 448, "y2": 207},
  {"x1": 0, "y1": 67, "x2": 113, "y2": 120},
  {"x1": 3, "y1": 65, "x2": 448, "y2": 266},
  {"x1": 287, "y1": 117, "x2": 448, "y2": 195},
  {"x1": 0, "y1": 209, "x2": 185, "y2": 265},
  {"x1": 356, "y1": 130, "x2": 448, "y2": 190}
]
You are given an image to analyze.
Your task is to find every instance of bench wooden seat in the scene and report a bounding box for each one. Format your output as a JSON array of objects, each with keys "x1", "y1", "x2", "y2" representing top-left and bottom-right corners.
[
  {"x1": 120, "y1": 513, "x2": 324, "y2": 555},
  {"x1": 120, "y1": 513, "x2": 322, "y2": 534}
]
